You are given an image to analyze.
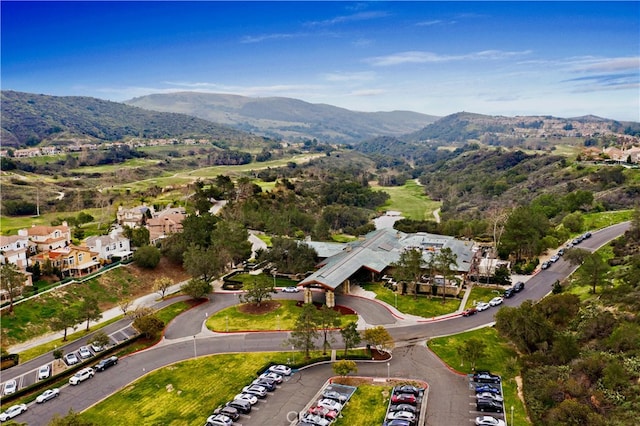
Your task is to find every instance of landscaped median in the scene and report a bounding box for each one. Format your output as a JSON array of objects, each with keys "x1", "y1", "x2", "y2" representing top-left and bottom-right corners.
[{"x1": 360, "y1": 283, "x2": 462, "y2": 317}]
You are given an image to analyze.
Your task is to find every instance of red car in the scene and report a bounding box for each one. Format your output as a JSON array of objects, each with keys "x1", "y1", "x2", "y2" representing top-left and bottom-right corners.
[
  {"x1": 462, "y1": 307, "x2": 478, "y2": 317},
  {"x1": 308, "y1": 406, "x2": 338, "y2": 419},
  {"x1": 391, "y1": 393, "x2": 417, "y2": 405}
]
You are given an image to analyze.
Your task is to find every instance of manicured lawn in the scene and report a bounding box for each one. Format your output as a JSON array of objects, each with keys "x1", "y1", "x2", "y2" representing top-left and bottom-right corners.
[
  {"x1": 0, "y1": 208, "x2": 103, "y2": 236},
  {"x1": 463, "y1": 285, "x2": 505, "y2": 309},
  {"x1": 371, "y1": 180, "x2": 441, "y2": 221},
  {"x1": 428, "y1": 327, "x2": 530, "y2": 425},
  {"x1": 230, "y1": 273, "x2": 297, "y2": 288},
  {"x1": 80, "y1": 352, "x2": 293, "y2": 426},
  {"x1": 360, "y1": 283, "x2": 461, "y2": 317},
  {"x1": 206, "y1": 300, "x2": 358, "y2": 332},
  {"x1": 333, "y1": 384, "x2": 391, "y2": 426}
]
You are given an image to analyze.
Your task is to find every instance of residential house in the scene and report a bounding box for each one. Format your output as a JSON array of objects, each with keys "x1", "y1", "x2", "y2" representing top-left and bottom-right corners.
[
  {"x1": 31, "y1": 245, "x2": 100, "y2": 278},
  {"x1": 0, "y1": 235, "x2": 31, "y2": 269},
  {"x1": 116, "y1": 205, "x2": 155, "y2": 228},
  {"x1": 18, "y1": 222, "x2": 71, "y2": 252},
  {"x1": 146, "y1": 206, "x2": 186, "y2": 244},
  {"x1": 83, "y1": 231, "x2": 132, "y2": 262}
]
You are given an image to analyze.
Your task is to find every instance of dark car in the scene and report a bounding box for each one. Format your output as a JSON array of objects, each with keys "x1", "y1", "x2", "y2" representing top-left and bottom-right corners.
[
  {"x1": 541, "y1": 261, "x2": 551, "y2": 269},
  {"x1": 462, "y1": 307, "x2": 478, "y2": 317},
  {"x1": 394, "y1": 385, "x2": 421, "y2": 395},
  {"x1": 227, "y1": 399, "x2": 252, "y2": 414},
  {"x1": 503, "y1": 288, "x2": 514, "y2": 298},
  {"x1": 475, "y1": 384, "x2": 501, "y2": 395},
  {"x1": 472, "y1": 372, "x2": 501, "y2": 384},
  {"x1": 252, "y1": 378, "x2": 277, "y2": 391},
  {"x1": 389, "y1": 404, "x2": 417, "y2": 414},
  {"x1": 383, "y1": 420, "x2": 413, "y2": 426},
  {"x1": 476, "y1": 399, "x2": 503, "y2": 413},
  {"x1": 513, "y1": 281, "x2": 525, "y2": 292},
  {"x1": 95, "y1": 356, "x2": 118, "y2": 372},
  {"x1": 213, "y1": 405, "x2": 239, "y2": 422}
]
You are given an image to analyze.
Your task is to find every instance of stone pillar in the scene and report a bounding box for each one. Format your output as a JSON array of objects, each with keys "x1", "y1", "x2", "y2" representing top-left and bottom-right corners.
[
  {"x1": 326, "y1": 290, "x2": 335, "y2": 308},
  {"x1": 304, "y1": 287, "x2": 313, "y2": 304},
  {"x1": 343, "y1": 280, "x2": 350, "y2": 294}
]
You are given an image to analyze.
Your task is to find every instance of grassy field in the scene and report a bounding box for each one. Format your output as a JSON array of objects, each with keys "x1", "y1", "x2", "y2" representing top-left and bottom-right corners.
[
  {"x1": 333, "y1": 384, "x2": 391, "y2": 426},
  {"x1": 206, "y1": 299, "x2": 358, "y2": 332},
  {"x1": 80, "y1": 352, "x2": 293, "y2": 426},
  {"x1": 583, "y1": 209, "x2": 633, "y2": 231},
  {"x1": 360, "y1": 283, "x2": 461, "y2": 317},
  {"x1": 0, "y1": 208, "x2": 104, "y2": 236},
  {"x1": 371, "y1": 180, "x2": 441, "y2": 221},
  {"x1": 463, "y1": 285, "x2": 505, "y2": 309},
  {"x1": 428, "y1": 327, "x2": 530, "y2": 425}
]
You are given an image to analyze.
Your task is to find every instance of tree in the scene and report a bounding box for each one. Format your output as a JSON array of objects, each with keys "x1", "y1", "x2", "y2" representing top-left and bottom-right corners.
[
  {"x1": 153, "y1": 277, "x2": 173, "y2": 299},
  {"x1": 495, "y1": 301, "x2": 554, "y2": 354},
  {"x1": 260, "y1": 237, "x2": 318, "y2": 274},
  {"x1": 133, "y1": 245, "x2": 161, "y2": 269},
  {"x1": 53, "y1": 348, "x2": 64, "y2": 367},
  {"x1": 240, "y1": 279, "x2": 276, "y2": 307},
  {"x1": 564, "y1": 247, "x2": 590, "y2": 265},
  {"x1": 123, "y1": 226, "x2": 150, "y2": 248},
  {"x1": 0, "y1": 263, "x2": 26, "y2": 314},
  {"x1": 434, "y1": 247, "x2": 458, "y2": 302},
  {"x1": 183, "y1": 244, "x2": 229, "y2": 284},
  {"x1": 500, "y1": 206, "x2": 550, "y2": 261},
  {"x1": 580, "y1": 252, "x2": 610, "y2": 294},
  {"x1": 316, "y1": 305, "x2": 341, "y2": 355},
  {"x1": 286, "y1": 303, "x2": 319, "y2": 359},
  {"x1": 78, "y1": 297, "x2": 102, "y2": 331},
  {"x1": 48, "y1": 408, "x2": 97, "y2": 425},
  {"x1": 456, "y1": 337, "x2": 486, "y2": 370},
  {"x1": 332, "y1": 360, "x2": 357, "y2": 377},
  {"x1": 562, "y1": 212, "x2": 584, "y2": 233},
  {"x1": 363, "y1": 326, "x2": 394, "y2": 354},
  {"x1": 392, "y1": 248, "x2": 423, "y2": 297},
  {"x1": 51, "y1": 306, "x2": 80, "y2": 342},
  {"x1": 90, "y1": 331, "x2": 110, "y2": 349},
  {"x1": 340, "y1": 321, "x2": 361, "y2": 356},
  {"x1": 118, "y1": 297, "x2": 133, "y2": 316},
  {"x1": 181, "y1": 278, "x2": 211, "y2": 300},
  {"x1": 210, "y1": 220, "x2": 252, "y2": 267},
  {"x1": 493, "y1": 265, "x2": 511, "y2": 286},
  {"x1": 133, "y1": 314, "x2": 165, "y2": 339}
]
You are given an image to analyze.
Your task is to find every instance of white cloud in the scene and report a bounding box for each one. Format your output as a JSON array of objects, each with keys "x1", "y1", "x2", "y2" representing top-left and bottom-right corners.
[
  {"x1": 350, "y1": 89, "x2": 386, "y2": 97},
  {"x1": 322, "y1": 71, "x2": 376, "y2": 82},
  {"x1": 567, "y1": 56, "x2": 640, "y2": 73},
  {"x1": 306, "y1": 11, "x2": 389, "y2": 27},
  {"x1": 240, "y1": 33, "x2": 306, "y2": 44},
  {"x1": 365, "y1": 49, "x2": 531, "y2": 66}
]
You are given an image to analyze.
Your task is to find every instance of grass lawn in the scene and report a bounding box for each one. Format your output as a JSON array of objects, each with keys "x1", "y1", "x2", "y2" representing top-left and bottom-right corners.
[
  {"x1": 206, "y1": 300, "x2": 358, "y2": 332},
  {"x1": 0, "y1": 208, "x2": 104, "y2": 236},
  {"x1": 583, "y1": 209, "x2": 633, "y2": 231},
  {"x1": 428, "y1": 327, "x2": 530, "y2": 425},
  {"x1": 360, "y1": 283, "x2": 461, "y2": 317},
  {"x1": 371, "y1": 180, "x2": 441, "y2": 221},
  {"x1": 333, "y1": 384, "x2": 391, "y2": 426},
  {"x1": 463, "y1": 285, "x2": 505, "y2": 309},
  {"x1": 230, "y1": 273, "x2": 297, "y2": 288},
  {"x1": 80, "y1": 352, "x2": 294, "y2": 426}
]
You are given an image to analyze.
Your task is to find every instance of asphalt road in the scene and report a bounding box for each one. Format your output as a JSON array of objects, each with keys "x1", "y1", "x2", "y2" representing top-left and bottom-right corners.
[{"x1": 10, "y1": 222, "x2": 631, "y2": 425}]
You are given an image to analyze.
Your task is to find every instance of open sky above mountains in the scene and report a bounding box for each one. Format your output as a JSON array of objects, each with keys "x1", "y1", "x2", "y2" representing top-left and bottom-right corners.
[{"x1": 2, "y1": 1, "x2": 638, "y2": 121}]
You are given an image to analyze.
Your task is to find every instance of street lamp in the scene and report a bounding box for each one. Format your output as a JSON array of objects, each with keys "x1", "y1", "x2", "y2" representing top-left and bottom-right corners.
[
  {"x1": 226, "y1": 315, "x2": 229, "y2": 332},
  {"x1": 387, "y1": 362, "x2": 390, "y2": 379},
  {"x1": 394, "y1": 293, "x2": 398, "y2": 308},
  {"x1": 511, "y1": 405, "x2": 514, "y2": 426},
  {"x1": 193, "y1": 335, "x2": 197, "y2": 359}
]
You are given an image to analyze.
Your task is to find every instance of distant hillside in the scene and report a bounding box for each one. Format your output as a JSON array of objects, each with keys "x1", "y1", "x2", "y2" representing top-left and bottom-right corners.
[
  {"x1": 0, "y1": 91, "x2": 258, "y2": 147},
  {"x1": 124, "y1": 92, "x2": 438, "y2": 144}
]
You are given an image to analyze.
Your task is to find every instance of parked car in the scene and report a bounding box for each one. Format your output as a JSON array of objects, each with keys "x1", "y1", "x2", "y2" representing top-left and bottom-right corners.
[
  {"x1": 3, "y1": 380, "x2": 17, "y2": 395},
  {"x1": 212, "y1": 406, "x2": 239, "y2": 422},
  {"x1": 583, "y1": 232, "x2": 592, "y2": 239},
  {"x1": 268, "y1": 364, "x2": 292, "y2": 376},
  {"x1": 394, "y1": 385, "x2": 421, "y2": 395},
  {"x1": 78, "y1": 346, "x2": 93, "y2": 359},
  {"x1": 38, "y1": 364, "x2": 51, "y2": 380},
  {"x1": 90, "y1": 342, "x2": 105, "y2": 352},
  {"x1": 389, "y1": 404, "x2": 417, "y2": 414},
  {"x1": 64, "y1": 352, "x2": 79, "y2": 365},
  {"x1": 317, "y1": 398, "x2": 343, "y2": 411},
  {"x1": 36, "y1": 388, "x2": 60, "y2": 403},
  {"x1": 489, "y1": 297, "x2": 504, "y2": 307},
  {"x1": 241, "y1": 385, "x2": 267, "y2": 398},
  {"x1": 0, "y1": 404, "x2": 27, "y2": 422},
  {"x1": 503, "y1": 288, "x2": 514, "y2": 298},
  {"x1": 282, "y1": 286, "x2": 300, "y2": 293},
  {"x1": 541, "y1": 261, "x2": 551, "y2": 269},
  {"x1": 69, "y1": 367, "x2": 94, "y2": 385},
  {"x1": 308, "y1": 405, "x2": 339, "y2": 420},
  {"x1": 477, "y1": 392, "x2": 504, "y2": 402},
  {"x1": 557, "y1": 248, "x2": 565, "y2": 256},
  {"x1": 301, "y1": 413, "x2": 331, "y2": 426},
  {"x1": 472, "y1": 371, "x2": 501, "y2": 384},
  {"x1": 226, "y1": 399, "x2": 252, "y2": 414},
  {"x1": 204, "y1": 414, "x2": 233, "y2": 426},
  {"x1": 386, "y1": 410, "x2": 416, "y2": 422},
  {"x1": 476, "y1": 302, "x2": 491, "y2": 312},
  {"x1": 322, "y1": 389, "x2": 348, "y2": 402},
  {"x1": 475, "y1": 415, "x2": 506, "y2": 426},
  {"x1": 233, "y1": 393, "x2": 258, "y2": 405},
  {"x1": 475, "y1": 384, "x2": 501, "y2": 395},
  {"x1": 476, "y1": 399, "x2": 503, "y2": 413},
  {"x1": 259, "y1": 371, "x2": 283, "y2": 383},
  {"x1": 95, "y1": 356, "x2": 118, "y2": 372},
  {"x1": 383, "y1": 420, "x2": 413, "y2": 426},
  {"x1": 549, "y1": 254, "x2": 560, "y2": 263},
  {"x1": 391, "y1": 393, "x2": 417, "y2": 405},
  {"x1": 513, "y1": 281, "x2": 525, "y2": 292},
  {"x1": 462, "y1": 307, "x2": 478, "y2": 316},
  {"x1": 252, "y1": 377, "x2": 277, "y2": 391}
]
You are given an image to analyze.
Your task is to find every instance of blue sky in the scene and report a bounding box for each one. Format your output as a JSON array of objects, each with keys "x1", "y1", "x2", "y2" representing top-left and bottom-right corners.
[{"x1": 2, "y1": 1, "x2": 639, "y2": 121}]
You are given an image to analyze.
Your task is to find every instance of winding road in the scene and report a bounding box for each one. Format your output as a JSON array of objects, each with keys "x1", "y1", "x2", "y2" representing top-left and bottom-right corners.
[{"x1": 7, "y1": 222, "x2": 630, "y2": 426}]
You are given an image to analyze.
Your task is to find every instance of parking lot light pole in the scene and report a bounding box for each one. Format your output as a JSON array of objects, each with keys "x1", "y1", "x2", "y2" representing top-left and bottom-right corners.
[
  {"x1": 193, "y1": 335, "x2": 197, "y2": 359},
  {"x1": 511, "y1": 405, "x2": 514, "y2": 425},
  {"x1": 387, "y1": 362, "x2": 390, "y2": 379}
]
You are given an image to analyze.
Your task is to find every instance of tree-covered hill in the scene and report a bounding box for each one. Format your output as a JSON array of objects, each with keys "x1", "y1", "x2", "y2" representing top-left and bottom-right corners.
[{"x1": 0, "y1": 90, "x2": 260, "y2": 147}]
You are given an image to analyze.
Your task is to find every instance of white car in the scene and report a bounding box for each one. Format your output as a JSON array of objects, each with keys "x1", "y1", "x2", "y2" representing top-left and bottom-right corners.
[
  {"x1": 301, "y1": 414, "x2": 331, "y2": 426},
  {"x1": 475, "y1": 415, "x2": 506, "y2": 426},
  {"x1": 64, "y1": 352, "x2": 79, "y2": 365},
  {"x1": 268, "y1": 364, "x2": 292, "y2": 376},
  {"x1": 69, "y1": 367, "x2": 94, "y2": 385},
  {"x1": 477, "y1": 391, "x2": 504, "y2": 402},
  {"x1": 259, "y1": 371, "x2": 283, "y2": 384},
  {"x1": 317, "y1": 398, "x2": 343, "y2": 411},
  {"x1": 78, "y1": 346, "x2": 93, "y2": 359},
  {"x1": 0, "y1": 404, "x2": 27, "y2": 422},
  {"x1": 282, "y1": 286, "x2": 299, "y2": 293},
  {"x1": 387, "y1": 410, "x2": 417, "y2": 422},
  {"x1": 90, "y1": 342, "x2": 105, "y2": 352},
  {"x1": 204, "y1": 414, "x2": 233, "y2": 426},
  {"x1": 3, "y1": 379, "x2": 17, "y2": 395},
  {"x1": 38, "y1": 364, "x2": 51, "y2": 380},
  {"x1": 36, "y1": 388, "x2": 60, "y2": 403},
  {"x1": 242, "y1": 385, "x2": 267, "y2": 398},
  {"x1": 489, "y1": 297, "x2": 504, "y2": 307},
  {"x1": 476, "y1": 302, "x2": 491, "y2": 312},
  {"x1": 233, "y1": 393, "x2": 258, "y2": 405}
]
